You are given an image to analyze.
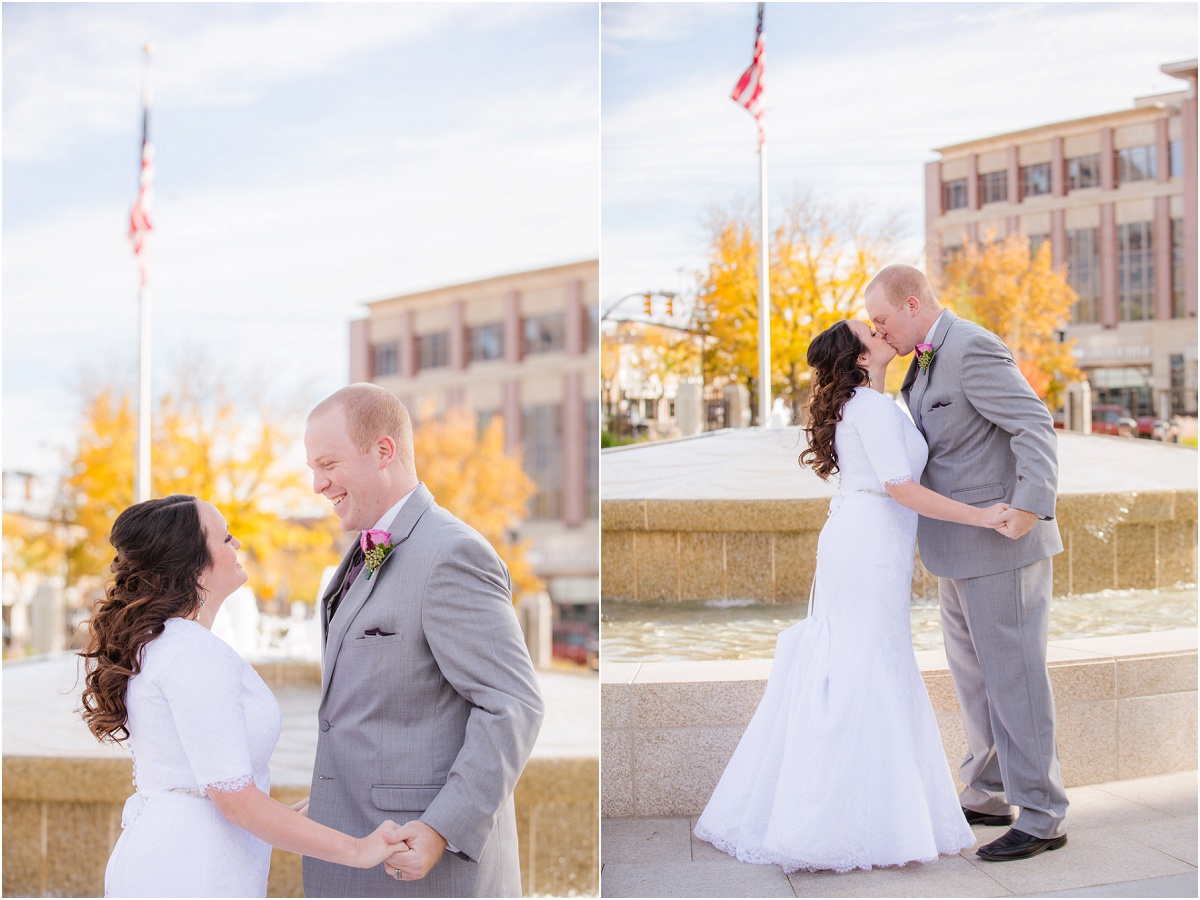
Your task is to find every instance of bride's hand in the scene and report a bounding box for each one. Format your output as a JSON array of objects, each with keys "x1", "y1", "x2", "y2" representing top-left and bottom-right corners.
[
  {"x1": 979, "y1": 503, "x2": 1009, "y2": 529},
  {"x1": 354, "y1": 820, "x2": 409, "y2": 868},
  {"x1": 291, "y1": 797, "x2": 309, "y2": 817}
]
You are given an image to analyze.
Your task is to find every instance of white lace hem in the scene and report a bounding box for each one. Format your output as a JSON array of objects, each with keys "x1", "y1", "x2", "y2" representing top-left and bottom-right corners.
[
  {"x1": 693, "y1": 824, "x2": 974, "y2": 874},
  {"x1": 203, "y1": 773, "x2": 254, "y2": 795}
]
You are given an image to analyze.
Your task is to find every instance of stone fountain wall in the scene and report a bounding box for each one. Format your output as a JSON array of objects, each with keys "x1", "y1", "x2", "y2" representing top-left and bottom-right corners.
[
  {"x1": 601, "y1": 629, "x2": 1198, "y2": 818},
  {"x1": 601, "y1": 490, "x2": 1197, "y2": 603}
]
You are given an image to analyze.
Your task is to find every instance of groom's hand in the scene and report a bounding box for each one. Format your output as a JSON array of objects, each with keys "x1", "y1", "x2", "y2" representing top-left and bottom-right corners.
[
  {"x1": 992, "y1": 507, "x2": 1037, "y2": 540},
  {"x1": 384, "y1": 820, "x2": 447, "y2": 881}
]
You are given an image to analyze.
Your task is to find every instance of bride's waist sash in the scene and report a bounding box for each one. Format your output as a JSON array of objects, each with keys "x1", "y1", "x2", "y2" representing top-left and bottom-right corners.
[
  {"x1": 828, "y1": 488, "x2": 891, "y2": 516},
  {"x1": 120, "y1": 788, "x2": 208, "y2": 830}
]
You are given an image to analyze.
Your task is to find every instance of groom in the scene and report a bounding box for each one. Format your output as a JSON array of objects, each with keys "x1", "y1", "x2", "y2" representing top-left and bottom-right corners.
[
  {"x1": 865, "y1": 264, "x2": 1069, "y2": 861},
  {"x1": 302, "y1": 383, "x2": 544, "y2": 896}
]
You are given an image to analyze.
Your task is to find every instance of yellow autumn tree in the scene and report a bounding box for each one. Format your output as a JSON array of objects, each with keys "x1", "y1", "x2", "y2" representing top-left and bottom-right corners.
[
  {"x1": 412, "y1": 406, "x2": 542, "y2": 600},
  {"x1": 61, "y1": 369, "x2": 340, "y2": 606},
  {"x1": 694, "y1": 191, "x2": 905, "y2": 420},
  {"x1": 940, "y1": 231, "x2": 1082, "y2": 409},
  {"x1": 772, "y1": 191, "x2": 905, "y2": 414}
]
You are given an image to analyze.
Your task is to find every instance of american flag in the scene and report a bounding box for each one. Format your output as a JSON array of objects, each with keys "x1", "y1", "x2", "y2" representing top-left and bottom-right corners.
[
  {"x1": 731, "y1": 2, "x2": 765, "y2": 145},
  {"x1": 129, "y1": 103, "x2": 154, "y2": 284}
]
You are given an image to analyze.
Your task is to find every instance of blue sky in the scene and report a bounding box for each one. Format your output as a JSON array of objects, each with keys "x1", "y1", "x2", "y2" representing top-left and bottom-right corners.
[
  {"x1": 3, "y1": 2, "x2": 599, "y2": 478},
  {"x1": 601, "y1": 2, "x2": 1197, "y2": 316}
]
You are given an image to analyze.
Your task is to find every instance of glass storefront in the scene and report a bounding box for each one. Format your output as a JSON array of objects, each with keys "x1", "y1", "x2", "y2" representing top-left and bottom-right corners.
[{"x1": 1088, "y1": 366, "x2": 1154, "y2": 417}]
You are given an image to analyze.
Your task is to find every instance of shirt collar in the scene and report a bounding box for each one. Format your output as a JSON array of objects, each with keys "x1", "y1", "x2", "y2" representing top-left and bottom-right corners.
[
  {"x1": 371, "y1": 486, "x2": 418, "y2": 534},
  {"x1": 923, "y1": 309, "x2": 949, "y2": 346}
]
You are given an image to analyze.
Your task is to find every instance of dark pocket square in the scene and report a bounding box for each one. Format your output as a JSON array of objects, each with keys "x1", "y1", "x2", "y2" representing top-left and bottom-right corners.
[{"x1": 362, "y1": 628, "x2": 397, "y2": 637}]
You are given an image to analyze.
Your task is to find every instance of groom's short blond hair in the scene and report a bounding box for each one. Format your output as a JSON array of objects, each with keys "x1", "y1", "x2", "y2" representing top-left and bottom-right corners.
[
  {"x1": 310, "y1": 383, "x2": 416, "y2": 476},
  {"x1": 866, "y1": 264, "x2": 939, "y2": 310}
]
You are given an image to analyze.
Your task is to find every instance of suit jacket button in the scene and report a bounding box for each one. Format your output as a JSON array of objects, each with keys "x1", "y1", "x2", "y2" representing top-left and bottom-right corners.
[{"x1": 320, "y1": 719, "x2": 331, "y2": 732}]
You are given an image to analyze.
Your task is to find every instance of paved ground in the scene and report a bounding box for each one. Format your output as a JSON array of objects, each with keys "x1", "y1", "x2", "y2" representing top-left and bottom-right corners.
[
  {"x1": 601, "y1": 426, "x2": 1197, "y2": 501},
  {"x1": 601, "y1": 770, "x2": 1198, "y2": 898}
]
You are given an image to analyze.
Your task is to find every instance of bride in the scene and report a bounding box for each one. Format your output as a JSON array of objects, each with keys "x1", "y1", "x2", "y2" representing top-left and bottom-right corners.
[
  {"x1": 80, "y1": 495, "x2": 404, "y2": 897},
  {"x1": 694, "y1": 319, "x2": 1007, "y2": 873}
]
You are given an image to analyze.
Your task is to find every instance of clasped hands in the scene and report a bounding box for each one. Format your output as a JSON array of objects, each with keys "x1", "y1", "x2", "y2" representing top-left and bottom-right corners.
[
  {"x1": 293, "y1": 798, "x2": 446, "y2": 878},
  {"x1": 382, "y1": 820, "x2": 447, "y2": 882},
  {"x1": 980, "y1": 503, "x2": 1037, "y2": 540}
]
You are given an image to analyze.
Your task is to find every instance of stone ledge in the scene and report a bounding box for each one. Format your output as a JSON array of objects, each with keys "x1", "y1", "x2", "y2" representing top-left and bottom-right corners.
[
  {"x1": 603, "y1": 490, "x2": 1196, "y2": 534},
  {"x1": 601, "y1": 629, "x2": 1198, "y2": 818}
]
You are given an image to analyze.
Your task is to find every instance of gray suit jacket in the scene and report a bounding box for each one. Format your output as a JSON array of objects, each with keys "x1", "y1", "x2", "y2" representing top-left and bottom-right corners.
[
  {"x1": 901, "y1": 311, "x2": 1064, "y2": 579},
  {"x1": 302, "y1": 484, "x2": 545, "y2": 897}
]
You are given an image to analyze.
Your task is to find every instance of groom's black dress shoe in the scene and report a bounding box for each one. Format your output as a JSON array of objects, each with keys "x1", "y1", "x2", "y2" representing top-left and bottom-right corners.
[
  {"x1": 976, "y1": 828, "x2": 1067, "y2": 861},
  {"x1": 961, "y1": 806, "x2": 1014, "y2": 826}
]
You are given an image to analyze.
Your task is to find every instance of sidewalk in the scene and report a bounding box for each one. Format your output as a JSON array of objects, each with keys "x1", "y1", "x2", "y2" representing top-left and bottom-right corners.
[{"x1": 601, "y1": 770, "x2": 1197, "y2": 898}]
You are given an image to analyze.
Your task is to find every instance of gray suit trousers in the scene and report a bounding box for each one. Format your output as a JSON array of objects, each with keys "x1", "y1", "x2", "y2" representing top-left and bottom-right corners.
[{"x1": 939, "y1": 557, "x2": 1068, "y2": 839}]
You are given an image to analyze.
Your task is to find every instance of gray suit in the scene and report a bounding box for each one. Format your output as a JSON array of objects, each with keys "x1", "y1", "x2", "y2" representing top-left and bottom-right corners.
[
  {"x1": 902, "y1": 311, "x2": 1068, "y2": 839},
  {"x1": 302, "y1": 484, "x2": 545, "y2": 897}
]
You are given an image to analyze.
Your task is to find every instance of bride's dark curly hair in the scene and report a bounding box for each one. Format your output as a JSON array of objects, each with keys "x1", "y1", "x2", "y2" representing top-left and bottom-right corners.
[
  {"x1": 80, "y1": 495, "x2": 211, "y2": 743},
  {"x1": 799, "y1": 320, "x2": 870, "y2": 481}
]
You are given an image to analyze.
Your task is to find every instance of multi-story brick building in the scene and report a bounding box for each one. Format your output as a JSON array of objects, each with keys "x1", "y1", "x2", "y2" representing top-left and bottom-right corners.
[
  {"x1": 349, "y1": 260, "x2": 600, "y2": 630},
  {"x1": 925, "y1": 60, "x2": 1197, "y2": 420}
]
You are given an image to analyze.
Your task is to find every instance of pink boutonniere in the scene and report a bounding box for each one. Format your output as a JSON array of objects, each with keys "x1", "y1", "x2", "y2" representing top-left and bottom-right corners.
[
  {"x1": 916, "y1": 343, "x2": 935, "y2": 374},
  {"x1": 360, "y1": 529, "x2": 394, "y2": 580}
]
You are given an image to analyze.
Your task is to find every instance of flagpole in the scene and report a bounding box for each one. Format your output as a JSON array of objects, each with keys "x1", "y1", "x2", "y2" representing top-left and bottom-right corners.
[
  {"x1": 757, "y1": 131, "x2": 770, "y2": 427},
  {"x1": 135, "y1": 43, "x2": 154, "y2": 503},
  {"x1": 730, "y1": 3, "x2": 769, "y2": 425}
]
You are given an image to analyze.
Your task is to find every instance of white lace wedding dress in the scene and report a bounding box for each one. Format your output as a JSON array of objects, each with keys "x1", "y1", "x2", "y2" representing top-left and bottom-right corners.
[
  {"x1": 694, "y1": 387, "x2": 975, "y2": 872},
  {"x1": 104, "y1": 616, "x2": 282, "y2": 897}
]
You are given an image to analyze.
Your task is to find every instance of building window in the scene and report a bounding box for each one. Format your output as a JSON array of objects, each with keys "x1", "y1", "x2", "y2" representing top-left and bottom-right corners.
[
  {"x1": 1170, "y1": 355, "x2": 1197, "y2": 416},
  {"x1": 941, "y1": 244, "x2": 963, "y2": 274},
  {"x1": 371, "y1": 341, "x2": 400, "y2": 377},
  {"x1": 1117, "y1": 222, "x2": 1154, "y2": 321},
  {"x1": 1021, "y1": 163, "x2": 1051, "y2": 198},
  {"x1": 1066, "y1": 154, "x2": 1101, "y2": 191},
  {"x1": 586, "y1": 305, "x2": 599, "y2": 349},
  {"x1": 1170, "y1": 140, "x2": 1183, "y2": 178},
  {"x1": 523, "y1": 312, "x2": 565, "y2": 355},
  {"x1": 476, "y1": 409, "x2": 500, "y2": 437},
  {"x1": 1028, "y1": 233, "x2": 1050, "y2": 257},
  {"x1": 1066, "y1": 228, "x2": 1100, "y2": 324},
  {"x1": 979, "y1": 171, "x2": 1007, "y2": 204},
  {"x1": 1172, "y1": 217, "x2": 1185, "y2": 319},
  {"x1": 1092, "y1": 366, "x2": 1154, "y2": 418},
  {"x1": 1116, "y1": 145, "x2": 1157, "y2": 184},
  {"x1": 643, "y1": 398, "x2": 657, "y2": 420},
  {"x1": 943, "y1": 178, "x2": 967, "y2": 211},
  {"x1": 417, "y1": 331, "x2": 449, "y2": 369},
  {"x1": 585, "y1": 400, "x2": 598, "y2": 517},
  {"x1": 468, "y1": 322, "x2": 504, "y2": 362},
  {"x1": 522, "y1": 403, "x2": 562, "y2": 520}
]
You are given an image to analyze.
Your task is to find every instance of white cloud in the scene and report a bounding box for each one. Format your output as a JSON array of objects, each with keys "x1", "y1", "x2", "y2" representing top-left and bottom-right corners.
[{"x1": 2, "y1": 2, "x2": 556, "y2": 161}]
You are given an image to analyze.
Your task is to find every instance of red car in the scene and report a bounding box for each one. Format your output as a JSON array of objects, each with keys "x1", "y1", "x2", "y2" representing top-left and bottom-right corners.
[
  {"x1": 1091, "y1": 405, "x2": 1136, "y2": 438},
  {"x1": 553, "y1": 622, "x2": 599, "y2": 670}
]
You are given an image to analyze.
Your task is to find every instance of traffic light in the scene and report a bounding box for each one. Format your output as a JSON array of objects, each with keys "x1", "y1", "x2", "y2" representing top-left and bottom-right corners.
[{"x1": 642, "y1": 293, "x2": 653, "y2": 317}]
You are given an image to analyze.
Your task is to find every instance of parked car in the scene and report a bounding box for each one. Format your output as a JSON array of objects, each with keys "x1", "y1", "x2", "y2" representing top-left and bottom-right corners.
[
  {"x1": 1091, "y1": 405, "x2": 1137, "y2": 438},
  {"x1": 553, "y1": 621, "x2": 599, "y2": 668},
  {"x1": 1136, "y1": 415, "x2": 1181, "y2": 441}
]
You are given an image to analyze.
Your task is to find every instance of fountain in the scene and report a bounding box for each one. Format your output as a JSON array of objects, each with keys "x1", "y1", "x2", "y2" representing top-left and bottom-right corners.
[{"x1": 600, "y1": 426, "x2": 1197, "y2": 818}]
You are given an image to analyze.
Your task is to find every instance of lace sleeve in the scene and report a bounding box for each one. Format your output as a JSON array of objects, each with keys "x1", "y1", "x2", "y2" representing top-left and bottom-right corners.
[
  {"x1": 853, "y1": 394, "x2": 916, "y2": 487},
  {"x1": 204, "y1": 773, "x2": 254, "y2": 795},
  {"x1": 160, "y1": 626, "x2": 257, "y2": 796}
]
